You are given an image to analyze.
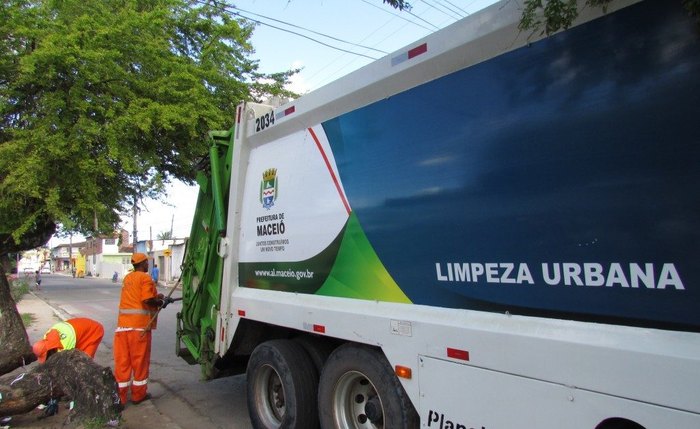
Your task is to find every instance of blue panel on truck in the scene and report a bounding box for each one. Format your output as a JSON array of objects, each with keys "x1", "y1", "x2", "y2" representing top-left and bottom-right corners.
[{"x1": 322, "y1": 0, "x2": 700, "y2": 331}]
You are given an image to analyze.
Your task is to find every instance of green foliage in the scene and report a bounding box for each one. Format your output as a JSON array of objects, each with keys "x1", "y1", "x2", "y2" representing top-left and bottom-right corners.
[
  {"x1": 683, "y1": 0, "x2": 700, "y2": 17},
  {"x1": 10, "y1": 277, "x2": 29, "y2": 302},
  {"x1": 520, "y1": 0, "x2": 698, "y2": 35},
  {"x1": 0, "y1": 0, "x2": 296, "y2": 252},
  {"x1": 157, "y1": 230, "x2": 173, "y2": 240},
  {"x1": 21, "y1": 312, "x2": 35, "y2": 328},
  {"x1": 383, "y1": 0, "x2": 411, "y2": 11},
  {"x1": 519, "y1": 0, "x2": 611, "y2": 35},
  {"x1": 82, "y1": 417, "x2": 110, "y2": 429}
]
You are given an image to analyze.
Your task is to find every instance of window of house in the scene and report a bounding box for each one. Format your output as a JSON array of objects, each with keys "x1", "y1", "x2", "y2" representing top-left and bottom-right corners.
[{"x1": 105, "y1": 239, "x2": 116, "y2": 245}]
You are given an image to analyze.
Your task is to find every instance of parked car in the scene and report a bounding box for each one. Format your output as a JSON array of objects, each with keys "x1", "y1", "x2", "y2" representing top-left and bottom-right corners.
[{"x1": 40, "y1": 266, "x2": 50, "y2": 274}]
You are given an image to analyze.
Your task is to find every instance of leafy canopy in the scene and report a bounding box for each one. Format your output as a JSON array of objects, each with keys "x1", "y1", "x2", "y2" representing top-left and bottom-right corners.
[
  {"x1": 384, "y1": 0, "x2": 700, "y2": 34},
  {"x1": 0, "y1": 0, "x2": 295, "y2": 253},
  {"x1": 519, "y1": 0, "x2": 699, "y2": 35}
]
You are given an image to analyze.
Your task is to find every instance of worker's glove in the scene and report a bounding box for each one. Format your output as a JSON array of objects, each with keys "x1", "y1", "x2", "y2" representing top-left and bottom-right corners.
[{"x1": 160, "y1": 296, "x2": 175, "y2": 309}]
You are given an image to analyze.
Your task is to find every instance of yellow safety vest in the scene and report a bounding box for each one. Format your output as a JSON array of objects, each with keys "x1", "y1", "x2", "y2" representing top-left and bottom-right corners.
[{"x1": 48, "y1": 321, "x2": 77, "y2": 350}]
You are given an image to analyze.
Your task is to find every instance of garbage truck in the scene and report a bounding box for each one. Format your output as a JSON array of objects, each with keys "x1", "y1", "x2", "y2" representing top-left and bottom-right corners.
[{"x1": 175, "y1": 0, "x2": 700, "y2": 427}]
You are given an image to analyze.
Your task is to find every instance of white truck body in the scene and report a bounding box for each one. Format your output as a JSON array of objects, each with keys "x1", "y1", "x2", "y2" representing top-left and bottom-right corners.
[{"x1": 178, "y1": 1, "x2": 700, "y2": 427}]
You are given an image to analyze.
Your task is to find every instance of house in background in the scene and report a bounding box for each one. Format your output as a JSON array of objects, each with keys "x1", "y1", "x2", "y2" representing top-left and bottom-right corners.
[
  {"x1": 82, "y1": 229, "x2": 133, "y2": 278},
  {"x1": 51, "y1": 242, "x2": 86, "y2": 273},
  {"x1": 134, "y1": 238, "x2": 187, "y2": 284},
  {"x1": 48, "y1": 230, "x2": 187, "y2": 282},
  {"x1": 169, "y1": 242, "x2": 186, "y2": 282},
  {"x1": 18, "y1": 248, "x2": 50, "y2": 274}
]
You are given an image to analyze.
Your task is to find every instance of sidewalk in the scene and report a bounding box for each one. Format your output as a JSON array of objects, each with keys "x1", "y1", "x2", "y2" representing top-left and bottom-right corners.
[{"x1": 12, "y1": 292, "x2": 182, "y2": 429}]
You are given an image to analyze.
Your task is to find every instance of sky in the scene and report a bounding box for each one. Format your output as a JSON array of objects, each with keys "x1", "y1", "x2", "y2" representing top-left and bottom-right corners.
[{"x1": 51, "y1": 0, "x2": 500, "y2": 247}]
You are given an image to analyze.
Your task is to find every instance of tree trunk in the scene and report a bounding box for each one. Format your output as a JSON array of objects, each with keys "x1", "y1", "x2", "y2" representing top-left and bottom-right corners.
[
  {"x1": 0, "y1": 261, "x2": 36, "y2": 374},
  {"x1": 0, "y1": 360, "x2": 57, "y2": 416},
  {"x1": 0, "y1": 350, "x2": 121, "y2": 423},
  {"x1": 0, "y1": 259, "x2": 120, "y2": 424}
]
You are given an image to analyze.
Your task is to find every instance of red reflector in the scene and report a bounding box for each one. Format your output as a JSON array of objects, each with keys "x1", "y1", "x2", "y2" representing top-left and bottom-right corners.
[
  {"x1": 408, "y1": 43, "x2": 427, "y2": 59},
  {"x1": 238, "y1": 309, "x2": 246, "y2": 317},
  {"x1": 285, "y1": 106, "x2": 296, "y2": 116},
  {"x1": 313, "y1": 324, "x2": 325, "y2": 334},
  {"x1": 447, "y1": 348, "x2": 470, "y2": 361}
]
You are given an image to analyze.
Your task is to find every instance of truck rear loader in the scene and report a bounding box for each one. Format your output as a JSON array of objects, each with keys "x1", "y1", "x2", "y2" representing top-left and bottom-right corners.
[{"x1": 176, "y1": 0, "x2": 700, "y2": 427}]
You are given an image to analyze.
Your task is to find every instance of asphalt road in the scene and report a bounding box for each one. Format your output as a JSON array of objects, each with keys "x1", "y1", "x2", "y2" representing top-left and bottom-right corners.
[{"x1": 33, "y1": 273, "x2": 253, "y2": 429}]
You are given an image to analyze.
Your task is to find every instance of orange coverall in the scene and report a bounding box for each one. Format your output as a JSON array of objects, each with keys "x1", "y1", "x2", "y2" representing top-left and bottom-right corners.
[
  {"x1": 68, "y1": 317, "x2": 105, "y2": 358},
  {"x1": 33, "y1": 318, "x2": 104, "y2": 363},
  {"x1": 113, "y1": 270, "x2": 160, "y2": 404}
]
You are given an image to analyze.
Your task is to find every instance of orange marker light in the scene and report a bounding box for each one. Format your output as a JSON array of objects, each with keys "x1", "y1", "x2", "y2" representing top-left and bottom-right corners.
[{"x1": 395, "y1": 365, "x2": 412, "y2": 379}]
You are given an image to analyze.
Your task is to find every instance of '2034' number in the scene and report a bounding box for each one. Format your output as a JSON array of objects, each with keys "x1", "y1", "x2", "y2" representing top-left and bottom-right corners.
[{"x1": 256, "y1": 112, "x2": 275, "y2": 132}]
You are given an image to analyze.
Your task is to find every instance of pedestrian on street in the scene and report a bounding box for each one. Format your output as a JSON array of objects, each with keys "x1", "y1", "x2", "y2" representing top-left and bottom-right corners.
[
  {"x1": 113, "y1": 252, "x2": 171, "y2": 406},
  {"x1": 34, "y1": 270, "x2": 41, "y2": 290},
  {"x1": 151, "y1": 263, "x2": 159, "y2": 285},
  {"x1": 32, "y1": 318, "x2": 105, "y2": 363}
]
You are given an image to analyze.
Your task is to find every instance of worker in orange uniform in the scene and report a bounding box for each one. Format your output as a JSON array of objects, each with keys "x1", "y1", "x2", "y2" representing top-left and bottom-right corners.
[
  {"x1": 32, "y1": 318, "x2": 105, "y2": 363},
  {"x1": 113, "y1": 252, "x2": 173, "y2": 406}
]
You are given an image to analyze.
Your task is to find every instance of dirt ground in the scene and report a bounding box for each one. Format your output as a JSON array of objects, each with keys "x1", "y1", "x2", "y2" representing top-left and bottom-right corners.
[
  {"x1": 2, "y1": 398, "x2": 109, "y2": 429},
  {"x1": 3, "y1": 397, "x2": 163, "y2": 429}
]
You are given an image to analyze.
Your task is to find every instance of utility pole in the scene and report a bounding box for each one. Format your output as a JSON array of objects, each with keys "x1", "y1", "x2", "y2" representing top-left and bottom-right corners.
[
  {"x1": 132, "y1": 199, "x2": 138, "y2": 250},
  {"x1": 69, "y1": 233, "x2": 73, "y2": 276},
  {"x1": 149, "y1": 226, "x2": 153, "y2": 266},
  {"x1": 170, "y1": 214, "x2": 174, "y2": 239}
]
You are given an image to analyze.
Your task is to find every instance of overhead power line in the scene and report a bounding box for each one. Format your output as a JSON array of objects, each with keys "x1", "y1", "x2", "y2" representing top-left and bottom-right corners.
[
  {"x1": 310, "y1": 17, "x2": 418, "y2": 89},
  {"x1": 440, "y1": 0, "x2": 471, "y2": 16},
  {"x1": 231, "y1": 4, "x2": 389, "y2": 55},
  {"x1": 406, "y1": 9, "x2": 441, "y2": 30},
  {"x1": 199, "y1": 0, "x2": 383, "y2": 60},
  {"x1": 430, "y1": 0, "x2": 471, "y2": 18},
  {"x1": 358, "y1": 0, "x2": 436, "y2": 32},
  {"x1": 235, "y1": 12, "x2": 380, "y2": 60},
  {"x1": 421, "y1": 0, "x2": 463, "y2": 20}
]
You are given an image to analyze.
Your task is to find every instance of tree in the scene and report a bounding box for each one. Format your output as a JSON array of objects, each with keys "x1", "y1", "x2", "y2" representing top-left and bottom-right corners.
[
  {"x1": 0, "y1": 0, "x2": 295, "y2": 419},
  {"x1": 157, "y1": 230, "x2": 173, "y2": 240},
  {"x1": 382, "y1": 0, "x2": 411, "y2": 10},
  {"x1": 0, "y1": 350, "x2": 120, "y2": 423},
  {"x1": 382, "y1": 0, "x2": 700, "y2": 34},
  {"x1": 1, "y1": 0, "x2": 295, "y2": 252},
  {"x1": 519, "y1": 0, "x2": 699, "y2": 35}
]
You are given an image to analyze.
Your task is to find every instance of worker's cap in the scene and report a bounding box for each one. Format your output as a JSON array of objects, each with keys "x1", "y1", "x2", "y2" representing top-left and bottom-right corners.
[
  {"x1": 32, "y1": 329, "x2": 62, "y2": 363},
  {"x1": 131, "y1": 253, "x2": 148, "y2": 265}
]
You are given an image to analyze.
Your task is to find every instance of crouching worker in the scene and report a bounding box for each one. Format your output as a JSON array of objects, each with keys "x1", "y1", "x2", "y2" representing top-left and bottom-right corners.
[
  {"x1": 113, "y1": 253, "x2": 174, "y2": 406},
  {"x1": 32, "y1": 318, "x2": 105, "y2": 363}
]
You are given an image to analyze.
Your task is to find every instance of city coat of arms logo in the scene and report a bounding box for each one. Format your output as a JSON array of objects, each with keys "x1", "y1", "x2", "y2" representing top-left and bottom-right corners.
[{"x1": 260, "y1": 168, "x2": 278, "y2": 210}]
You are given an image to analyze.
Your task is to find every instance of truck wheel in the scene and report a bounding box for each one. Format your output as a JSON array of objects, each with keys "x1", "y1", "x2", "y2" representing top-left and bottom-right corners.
[
  {"x1": 293, "y1": 335, "x2": 335, "y2": 376},
  {"x1": 319, "y1": 343, "x2": 419, "y2": 429},
  {"x1": 247, "y1": 339, "x2": 320, "y2": 429}
]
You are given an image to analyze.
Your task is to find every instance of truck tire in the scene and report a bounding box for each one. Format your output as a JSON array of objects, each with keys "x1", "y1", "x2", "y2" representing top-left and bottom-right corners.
[
  {"x1": 318, "y1": 343, "x2": 419, "y2": 429},
  {"x1": 293, "y1": 335, "x2": 335, "y2": 376},
  {"x1": 247, "y1": 339, "x2": 320, "y2": 429}
]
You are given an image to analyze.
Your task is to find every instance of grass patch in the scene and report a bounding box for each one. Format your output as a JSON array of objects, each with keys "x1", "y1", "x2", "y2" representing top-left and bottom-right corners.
[
  {"x1": 21, "y1": 312, "x2": 36, "y2": 328},
  {"x1": 83, "y1": 416, "x2": 120, "y2": 429},
  {"x1": 10, "y1": 278, "x2": 30, "y2": 302}
]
